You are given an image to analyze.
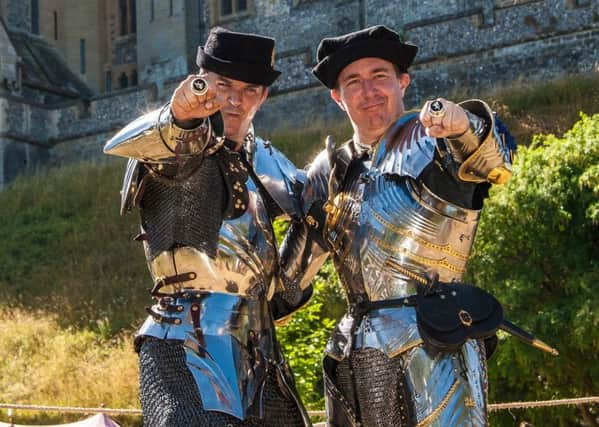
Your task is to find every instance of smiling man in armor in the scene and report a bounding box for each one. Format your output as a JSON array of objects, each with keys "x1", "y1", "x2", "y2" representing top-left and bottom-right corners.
[
  {"x1": 104, "y1": 27, "x2": 310, "y2": 427},
  {"x1": 278, "y1": 25, "x2": 515, "y2": 426}
]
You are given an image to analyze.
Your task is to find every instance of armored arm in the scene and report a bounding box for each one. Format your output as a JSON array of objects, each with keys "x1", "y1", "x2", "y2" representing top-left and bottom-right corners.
[
  {"x1": 446, "y1": 100, "x2": 514, "y2": 185},
  {"x1": 271, "y1": 151, "x2": 332, "y2": 321},
  {"x1": 103, "y1": 104, "x2": 213, "y2": 163}
]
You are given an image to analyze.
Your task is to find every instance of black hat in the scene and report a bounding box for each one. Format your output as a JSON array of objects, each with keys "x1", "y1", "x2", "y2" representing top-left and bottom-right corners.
[
  {"x1": 313, "y1": 25, "x2": 418, "y2": 89},
  {"x1": 197, "y1": 27, "x2": 280, "y2": 87}
]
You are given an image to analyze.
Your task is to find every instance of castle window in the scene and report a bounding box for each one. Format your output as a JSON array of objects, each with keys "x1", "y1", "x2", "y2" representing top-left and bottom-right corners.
[
  {"x1": 120, "y1": 0, "x2": 128, "y2": 35},
  {"x1": 130, "y1": 0, "x2": 136, "y2": 33},
  {"x1": 53, "y1": 11, "x2": 58, "y2": 40},
  {"x1": 217, "y1": 0, "x2": 250, "y2": 19},
  {"x1": 79, "y1": 39, "x2": 86, "y2": 74},
  {"x1": 169, "y1": 0, "x2": 174, "y2": 16},
  {"x1": 105, "y1": 70, "x2": 112, "y2": 92},
  {"x1": 150, "y1": 0, "x2": 155, "y2": 21},
  {"x1": 119, "y1": 72, "x2": 129, "y2": 89},
  {"x1": 31, "y1": 0, "x2": 39, "y2": 34},
  {"x1": 120, "y1": 0, "x2": 136, "y2": 35}
]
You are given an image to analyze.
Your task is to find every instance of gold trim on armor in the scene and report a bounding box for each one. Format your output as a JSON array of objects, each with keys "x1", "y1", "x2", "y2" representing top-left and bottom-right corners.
[
  {"x1": 416, "y1": 379, "x2": 460, "y2": 427},
  {"x1": 388, "y1": 339, "x2": 424, "y2": 358},
  {"x1": 371, "y1": 210, "x2": 469, "y2": 261},
  {"x1": 384, "y1": 258, "x2": 428, "y2": 285},
  {"x1": 373, "y1": 236, "x2": 466, "y2": 274}
]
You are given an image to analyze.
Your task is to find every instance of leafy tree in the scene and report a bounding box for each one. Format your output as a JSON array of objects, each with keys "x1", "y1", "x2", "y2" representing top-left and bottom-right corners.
[{"x1": 467, "y1": 114, "x2": 599, "y2": 426}]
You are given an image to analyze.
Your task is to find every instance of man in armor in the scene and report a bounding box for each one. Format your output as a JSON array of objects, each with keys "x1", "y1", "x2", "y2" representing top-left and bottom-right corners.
[
  {"x1": 279, "y1": 25, "x2": 515, "y2": 426},
  {"x1": 104, "y1": 28, "x2": 310, "y2": 427}
]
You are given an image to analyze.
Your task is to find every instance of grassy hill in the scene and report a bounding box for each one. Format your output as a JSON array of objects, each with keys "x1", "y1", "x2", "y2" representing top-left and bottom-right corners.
[{"x1": 0, "y1": 74, "x2": 597, "y2": 425}]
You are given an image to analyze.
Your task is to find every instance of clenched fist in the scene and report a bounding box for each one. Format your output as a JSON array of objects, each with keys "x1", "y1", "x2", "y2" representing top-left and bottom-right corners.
[
  {"x1": 170, "y1": 74, "x2": 223, "y2": 123},
  {"x1": 419, "y1": 98, "x2": 469, "y2": 139}
]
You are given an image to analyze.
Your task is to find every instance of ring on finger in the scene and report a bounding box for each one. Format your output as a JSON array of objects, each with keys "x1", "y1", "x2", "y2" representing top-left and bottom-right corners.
[
  {"x1": 190, "y1": 78, "x2": 209, "y2": 97},
  {"x1": 429, "y1": 100, "x2": 446, "y2": 118}
]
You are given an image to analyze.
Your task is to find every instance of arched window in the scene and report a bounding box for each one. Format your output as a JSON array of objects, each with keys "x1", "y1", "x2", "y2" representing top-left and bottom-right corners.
[{"x1": 131, "y1": 69, "x2": 138, "y2": 87}]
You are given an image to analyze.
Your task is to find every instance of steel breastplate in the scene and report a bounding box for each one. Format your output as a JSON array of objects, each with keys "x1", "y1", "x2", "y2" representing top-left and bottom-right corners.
[
  {"x1": 359, "y1": 176, "x2": 481, "y2": 301},
  {"x1": 144, "y1": 172, "x2": 277, "y2": 299}
]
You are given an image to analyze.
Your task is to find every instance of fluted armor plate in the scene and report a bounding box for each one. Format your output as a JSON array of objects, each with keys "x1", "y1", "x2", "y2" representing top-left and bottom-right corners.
[
  {"x1": 360, "y1": 177, "x2": 480, "y2": 301},
  {"x1": 314, "y1": 111, "x2": 507, "y2": 426}
]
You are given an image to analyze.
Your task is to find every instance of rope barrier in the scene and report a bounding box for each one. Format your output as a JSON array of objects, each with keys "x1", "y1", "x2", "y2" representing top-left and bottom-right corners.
[
  {"x1": 488, "y1": 396, "x2": 599, "y2": 411},
  {"x1": 1, "y1": 396, "x2": 597, "y2": 418}
]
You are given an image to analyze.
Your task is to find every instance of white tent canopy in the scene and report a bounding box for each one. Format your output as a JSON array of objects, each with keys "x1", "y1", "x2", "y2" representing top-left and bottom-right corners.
[{"x1": 0, "y1": 414, "x2": 119, "y2": 427}]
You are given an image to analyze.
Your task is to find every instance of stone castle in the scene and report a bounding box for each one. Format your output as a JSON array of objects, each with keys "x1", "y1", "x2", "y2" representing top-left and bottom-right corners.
[{"x1": 0, "y1": 0, "x2": 597, "y2": 187}]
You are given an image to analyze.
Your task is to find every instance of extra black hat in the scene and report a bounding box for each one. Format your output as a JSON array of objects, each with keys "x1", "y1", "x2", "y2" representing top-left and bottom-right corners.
[
  {"x1": 197, "y1": 27, "x2": 280, "y2": 86},
  {"x1": 313, "y1": 25, "x2": 418, "y2": 89}
]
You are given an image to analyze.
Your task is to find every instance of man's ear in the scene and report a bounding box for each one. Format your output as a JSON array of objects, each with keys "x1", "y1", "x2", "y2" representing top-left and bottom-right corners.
[
  {"x1": 398, "y1": 73, "x2": 411, "y2": 95},
  {"x1": 330, "y1": 89, "x2": 346, "y2": 112},
  {"x1": 259, "y1": 87, "x2": 269, "y2": 106}
]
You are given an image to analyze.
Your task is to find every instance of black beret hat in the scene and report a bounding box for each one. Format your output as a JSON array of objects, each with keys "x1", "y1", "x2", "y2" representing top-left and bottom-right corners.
[
  {"x1": 197, "y1": 27, "x2": 281, "y2": 87},
  {"x1": 313, "y1": 25, "x2": 418, "y2": 89}
]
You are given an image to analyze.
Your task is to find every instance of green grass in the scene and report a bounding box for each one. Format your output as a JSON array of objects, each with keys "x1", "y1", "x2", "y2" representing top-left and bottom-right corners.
[
  {"x1": 0, "y1": 74, "x2": 597, "y2": 424},
  {"x1": 0, "y1": 160, "x2": 149, "y2": 335},
  {"x1": 488, "y1": 73, "x2": 599, "y2": 145},
  {"x1": 266, "y1": 119, "x2": 353, "y2": 167}
]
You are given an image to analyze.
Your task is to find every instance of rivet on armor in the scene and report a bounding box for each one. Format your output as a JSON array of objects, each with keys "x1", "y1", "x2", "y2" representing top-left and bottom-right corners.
[
  {"x1": 191, "y1": 305, "x2": 199, "y2": 312},
  {"x1": 451, "y1": 291, "x2": 457, "y2": 296},
  {"x1": 174, "y1": 319, "x2": 181, "y2": 325},
  {"x1": 177, "y1": 305, "x2": 183, "y2": 312}
]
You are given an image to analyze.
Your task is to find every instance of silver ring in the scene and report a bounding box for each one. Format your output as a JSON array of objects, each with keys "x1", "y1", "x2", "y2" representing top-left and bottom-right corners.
[
  {"x1": 429, "y1": 100, "x2": 446, "y2": 118},
  {"x1": 190, "y1": 78, "x2": 209, "y2": 96}
]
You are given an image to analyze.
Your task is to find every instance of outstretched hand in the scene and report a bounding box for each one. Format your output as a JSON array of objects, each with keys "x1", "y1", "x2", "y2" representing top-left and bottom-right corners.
[
  {"x1": 170, "y1": 74, "x2": 223, "y2": 123},
  {"x1": 419, "y1": 98, "x2": 469, "y2": 138}
]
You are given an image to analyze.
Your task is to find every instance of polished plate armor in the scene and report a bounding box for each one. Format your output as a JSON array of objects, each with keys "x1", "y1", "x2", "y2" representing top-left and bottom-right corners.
[
  {"x1": 104, "y1": 107, "x2": 309, "y2": 424},
  {"x1": 280, "y1": 100, "x2": 513, "y2": 426}
]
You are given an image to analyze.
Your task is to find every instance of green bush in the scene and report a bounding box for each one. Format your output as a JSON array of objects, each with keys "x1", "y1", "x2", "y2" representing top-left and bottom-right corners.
[
  {"x1": 468, "y1": 113, "x2": 599, "y2": 426},
  {"x1": 277, "y1": 261, "x2": 344, "y2": 409}
]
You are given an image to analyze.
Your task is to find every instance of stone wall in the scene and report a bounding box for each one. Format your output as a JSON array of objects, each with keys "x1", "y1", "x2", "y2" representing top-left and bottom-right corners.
[{"x1": 0, "y1": 0, "x2": 598, "y2": 188}]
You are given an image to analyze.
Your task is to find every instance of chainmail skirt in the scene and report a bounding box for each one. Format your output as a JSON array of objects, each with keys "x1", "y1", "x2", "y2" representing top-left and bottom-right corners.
[
  {"x1": 330, "y1": 348, "x2": 414, "y2": 427},
  {"x1": 139, "y1": 338, "x2": 306, "y2": 427}
]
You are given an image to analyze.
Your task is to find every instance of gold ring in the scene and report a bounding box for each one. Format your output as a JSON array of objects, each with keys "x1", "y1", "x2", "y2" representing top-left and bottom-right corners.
[
  {"x1": 190, "y1": 78, "x2": 208, "y2": 96},
  {"x1": 429, "y1": 100, "x2": 446, "y2": 118}
]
